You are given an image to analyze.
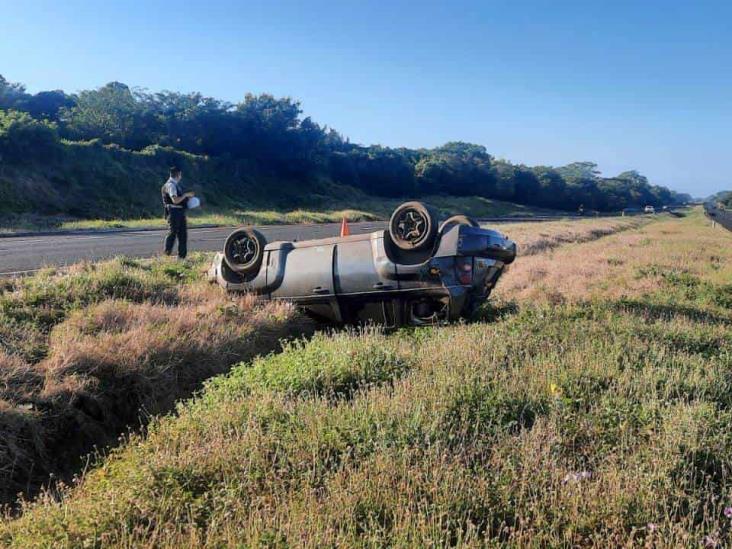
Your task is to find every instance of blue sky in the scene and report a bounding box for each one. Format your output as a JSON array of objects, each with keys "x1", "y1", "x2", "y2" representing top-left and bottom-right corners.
[{"x1": 2, "y1": 0, "x2": 730, "y2": 196}]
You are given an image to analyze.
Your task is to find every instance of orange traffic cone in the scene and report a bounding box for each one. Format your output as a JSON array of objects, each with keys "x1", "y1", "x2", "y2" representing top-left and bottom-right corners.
[{"x1": 340, "y1": 215, "x2": 350, "y2": 237}]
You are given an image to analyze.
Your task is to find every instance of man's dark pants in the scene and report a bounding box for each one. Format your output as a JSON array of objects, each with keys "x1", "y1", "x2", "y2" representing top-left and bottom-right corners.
[{"x1": 164, "y1": 208, "x2": 187, "y2": 258}]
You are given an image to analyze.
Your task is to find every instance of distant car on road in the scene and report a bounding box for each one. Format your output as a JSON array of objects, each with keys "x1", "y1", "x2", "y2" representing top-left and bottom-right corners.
[
  {"x1": 209, "y1": 201, "x2": 517, "y2": 326},
  {"x1": 644, "y1": 205, "x2": 656, "y2": 214}
]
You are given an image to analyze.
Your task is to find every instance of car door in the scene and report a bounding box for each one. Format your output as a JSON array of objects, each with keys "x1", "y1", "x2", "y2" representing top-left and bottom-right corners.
[
  {"x1": 269, "y1": 243, "x2": 336, "y2": 300},
  {"x1": 333, "y1": 235, "x2": 399, "y2": 296}
]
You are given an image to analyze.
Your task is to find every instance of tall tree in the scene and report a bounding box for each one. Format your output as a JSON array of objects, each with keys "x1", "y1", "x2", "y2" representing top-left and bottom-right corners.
[
  {"x1": 0, "y1": 75, "x2": 28, "y2": 110},
  {"x1": 64, "y1": 82, "x2": 148, "y2": 148},
  {"x1": 24, "y1": 90, "x2": 76, "y2": 121}
]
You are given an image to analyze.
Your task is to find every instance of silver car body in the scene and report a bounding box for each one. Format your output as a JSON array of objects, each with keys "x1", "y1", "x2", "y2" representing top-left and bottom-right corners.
[{"x1": 209, "y1": 223, "x2": 516, "y2": 326}]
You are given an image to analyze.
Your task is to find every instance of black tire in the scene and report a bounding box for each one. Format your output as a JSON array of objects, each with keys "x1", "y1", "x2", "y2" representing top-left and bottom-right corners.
[
  {"x1": 223, "y1": 228, "x2": 266, "y2": 275},
  {"x1": 388, "y1": 201, "x2": 438, "y2": 251},
  {"x1": 439, "y1": 214, "x2": 479, "y2": 233}
]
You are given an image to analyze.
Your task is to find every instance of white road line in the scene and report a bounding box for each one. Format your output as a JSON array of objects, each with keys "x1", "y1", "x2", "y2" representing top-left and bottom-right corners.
[
  {"x1": 10, "y1": 235, "x2": 109, "y2": 244},
  {"x1": 2, "y1": 238, "x2": 51, "y2": 244},
  {"x1": 0, "y1": 268, "x2": 41, "y2": 277}
]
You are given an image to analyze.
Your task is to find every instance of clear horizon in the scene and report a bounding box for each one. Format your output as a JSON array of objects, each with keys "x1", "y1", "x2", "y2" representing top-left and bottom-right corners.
[{"x1": 2, "y1": 0, "x2": 730, "y2": 197}]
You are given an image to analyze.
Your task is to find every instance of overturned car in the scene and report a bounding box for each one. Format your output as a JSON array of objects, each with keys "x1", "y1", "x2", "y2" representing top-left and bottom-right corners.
[{"x1": 209, "y1": 201, "x2": 517, "y2": 326}]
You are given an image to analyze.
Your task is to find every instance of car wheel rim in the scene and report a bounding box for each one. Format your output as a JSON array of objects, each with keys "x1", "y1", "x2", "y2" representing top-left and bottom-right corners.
[
  {"x1": 230, "y1": 235, "x2": 259, "y2": 266},
  {"x1": 395, "y1": 209, "x2": 428, "y2": 244}
]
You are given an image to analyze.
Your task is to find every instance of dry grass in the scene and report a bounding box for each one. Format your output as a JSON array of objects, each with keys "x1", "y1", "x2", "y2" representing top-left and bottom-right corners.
[
  {"x1": 3, "y1": 208, "x2": 732, "y2": 547},
  {"x1": 496, "y1": 210, "x2": 732, "y2": 305},
  {"x1": 0, "y1": 256, "x2": 312, "y2": 506},
  {"x1": 503, "y1": 216, "x2": 645, "y2": 256}
]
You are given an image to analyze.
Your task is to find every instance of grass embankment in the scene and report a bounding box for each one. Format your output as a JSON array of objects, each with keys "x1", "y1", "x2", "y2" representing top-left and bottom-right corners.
[
  {"x1": 3, "y1": 194, "x2": 562, "y2": 234},
  {"x1": 0, "y1": 137, "x2": 564, "y2": 234},
  {"x1": 0, "y1": 255, "x2": 312, "y2": 505},
  {"x1": 5, "y1": 209, "x2": 732, "y2": 547}
]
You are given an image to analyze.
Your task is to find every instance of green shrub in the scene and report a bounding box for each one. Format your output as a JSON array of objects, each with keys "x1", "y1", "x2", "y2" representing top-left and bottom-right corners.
[
  {"x1": 0, "y1": 110, "x2": 59, "y2": 160},
  {"x1": 217, "y1": 331, "x2": 412, "y2": 399}
]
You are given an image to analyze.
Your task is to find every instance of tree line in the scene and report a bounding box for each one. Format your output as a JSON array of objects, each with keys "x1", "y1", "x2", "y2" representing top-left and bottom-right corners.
[
  {"x1": 716, "y1": 192, "x2": 732, "y2": 209},
  {"x1": 0, "y1": 74, "x2": 691, "y2": 212}
]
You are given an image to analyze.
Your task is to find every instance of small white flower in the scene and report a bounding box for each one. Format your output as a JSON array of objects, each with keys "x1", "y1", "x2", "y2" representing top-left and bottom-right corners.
[{"x1": 562, "y1": 471, "x2": 592, "y2": 484}]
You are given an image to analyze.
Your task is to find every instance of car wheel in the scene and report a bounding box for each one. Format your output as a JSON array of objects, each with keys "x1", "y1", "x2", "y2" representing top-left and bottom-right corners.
[
  {"x1": 223, "y1": 228, "x2": 266, "y2": 275},
  {"x1": 388, "y1": 201, "x2": 438, "y2": 251},
  {"x1": 439, "y1": 214, "x2": 479, "y2": 233}
]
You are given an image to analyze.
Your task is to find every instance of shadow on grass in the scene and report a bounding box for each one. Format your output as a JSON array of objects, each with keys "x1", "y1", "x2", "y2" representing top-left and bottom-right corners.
[{"x1": 469, "y1": 300, "x2": 520, "y2": 323}]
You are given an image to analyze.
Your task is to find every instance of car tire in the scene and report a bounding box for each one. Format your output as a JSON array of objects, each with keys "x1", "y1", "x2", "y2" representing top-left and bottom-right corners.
[
  {"x1": 388, "y1": 201, "x2": 438, "y2": 251},
  {"x1": 223, "y1": 228, "x2": 266, "y2": 275},
  {"x1": 439, "y1": 214, "x2": 479, "y2": 233}
]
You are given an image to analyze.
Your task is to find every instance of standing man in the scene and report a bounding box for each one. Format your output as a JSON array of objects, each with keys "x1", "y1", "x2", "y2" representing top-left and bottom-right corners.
[{"x1": 162, "y1": 166, "x2": 194, "y2": 259}]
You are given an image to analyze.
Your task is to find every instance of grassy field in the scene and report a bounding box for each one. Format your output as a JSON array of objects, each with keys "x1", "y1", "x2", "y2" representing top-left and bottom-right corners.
[
  {"x1": 1, "y1": 195, "x2": 564, "y2": 234},
  {"x1": 2, "y1": 209, "x2": 732, "y2": 547}
]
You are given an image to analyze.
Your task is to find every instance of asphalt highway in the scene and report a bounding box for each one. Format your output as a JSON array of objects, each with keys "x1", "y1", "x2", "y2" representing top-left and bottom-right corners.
[
  {"x1": 0, "y1": 215, "x2": 583, "y2": 276},
  {"x1": 0, "y1": 221, "x2": 393, "y2": 276},
  {"x1": 704, "y1": 203, "x2": 732, "y2": 233}
]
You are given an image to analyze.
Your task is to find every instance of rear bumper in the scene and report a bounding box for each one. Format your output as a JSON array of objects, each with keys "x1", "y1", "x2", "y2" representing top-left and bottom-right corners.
[{"x1": 453, "y1": 227, "x2": 517, "y2": 264}]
